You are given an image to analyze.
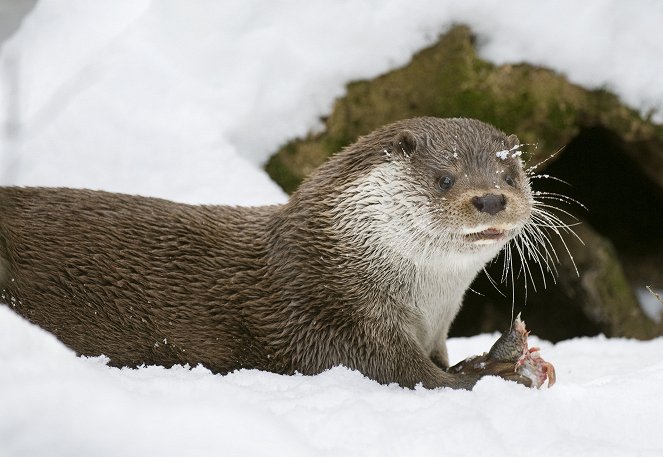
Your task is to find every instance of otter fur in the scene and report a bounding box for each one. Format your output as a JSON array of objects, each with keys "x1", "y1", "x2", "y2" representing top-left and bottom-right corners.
[{"x1": 0, "y1": 117, "x2": 534, "y2": 389}]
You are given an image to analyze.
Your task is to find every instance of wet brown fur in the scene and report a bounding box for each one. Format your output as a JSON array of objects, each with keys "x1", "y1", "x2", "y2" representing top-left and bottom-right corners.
[{"x1": 0, "y1": 117, "x2": 531, "y2": 389}]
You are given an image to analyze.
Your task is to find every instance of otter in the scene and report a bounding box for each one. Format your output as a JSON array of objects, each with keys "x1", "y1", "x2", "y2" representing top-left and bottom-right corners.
[{"x1": 0, "y1": 117, "x2": 534, "y2": 389}]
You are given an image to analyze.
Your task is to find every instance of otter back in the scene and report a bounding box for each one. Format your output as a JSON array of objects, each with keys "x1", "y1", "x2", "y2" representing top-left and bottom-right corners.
[{"x1": 0, "y1": 187, "x2": 276, "y2": 371}]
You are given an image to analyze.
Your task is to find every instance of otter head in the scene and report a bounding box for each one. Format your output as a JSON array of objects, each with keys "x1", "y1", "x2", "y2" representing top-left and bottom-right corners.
[
  {"x1": 398, "y1": 118, "x2": 531, "y2": 253},
  {"x1": 327, "y1": 117, "x2": 533, "y2": 264}
]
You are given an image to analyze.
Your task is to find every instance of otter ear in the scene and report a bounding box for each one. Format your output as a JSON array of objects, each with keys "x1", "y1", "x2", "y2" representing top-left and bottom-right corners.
[
  {"x1": 393, "y1": 129, "x2": 419, "y2": 158},
  {"x1": 506, "y1": 134, "x2": 520, "y2": 149}
]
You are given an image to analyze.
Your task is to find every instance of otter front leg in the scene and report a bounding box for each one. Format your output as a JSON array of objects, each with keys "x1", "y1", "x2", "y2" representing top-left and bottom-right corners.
[
  {"x1": 366, "y1": 333, "x2": 533, "y2": 390},
  {"x1": 428, "y1": 320, "x2": 455, "y2": 370},
  {"x1": 366, "y1": 337, "x2": 480, "y2": 390},
  {"x1": 430, "y1": 342, "x2": 450, "y2": 369}
]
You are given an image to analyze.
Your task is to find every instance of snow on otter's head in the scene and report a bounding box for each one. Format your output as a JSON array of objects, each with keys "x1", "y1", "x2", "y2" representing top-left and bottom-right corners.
[{"x1": 322, "y1": 117, "x2": 532, "y2": 264}]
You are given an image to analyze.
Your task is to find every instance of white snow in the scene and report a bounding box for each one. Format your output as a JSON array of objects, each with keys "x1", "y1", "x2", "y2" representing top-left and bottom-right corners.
[
  {"x1": 637, "y1": 287, "x2": 663, "y2": 323},
  {"x1": 1, "y1": 0, "x2": 663, "y2": 204},
  {"x1": 2, "y1": 305, "x2": 663, "y2": 457},
  {"x1": 1, "y1": 1, "x2": 663, "y2": 456}
]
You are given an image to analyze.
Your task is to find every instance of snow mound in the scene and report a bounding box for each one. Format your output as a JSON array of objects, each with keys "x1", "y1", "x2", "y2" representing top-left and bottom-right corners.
[
  {"x1": 2, "y1": 305, "x2": 663, "y2": 457},
  {"x1": 1, "y1": 1, "x2": 662, "y2": 204}
]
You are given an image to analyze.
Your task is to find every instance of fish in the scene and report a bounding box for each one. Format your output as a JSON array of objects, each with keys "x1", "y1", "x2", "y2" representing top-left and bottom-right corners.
[{"x1": 448, "y1": 314, "x2": 556, "y2": 388}]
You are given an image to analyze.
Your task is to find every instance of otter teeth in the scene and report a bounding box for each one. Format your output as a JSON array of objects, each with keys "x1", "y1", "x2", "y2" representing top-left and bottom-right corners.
[{"x1": 465, "y1": 227, "x2": 506, "y2": 243}]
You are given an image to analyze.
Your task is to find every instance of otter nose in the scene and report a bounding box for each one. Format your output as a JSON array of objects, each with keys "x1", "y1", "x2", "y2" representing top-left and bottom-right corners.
[{"x1": 472, "y1": 193, "x2": 506, "y2": 215}]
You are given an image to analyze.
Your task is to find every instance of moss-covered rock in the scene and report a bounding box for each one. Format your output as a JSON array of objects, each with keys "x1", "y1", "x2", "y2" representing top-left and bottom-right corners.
[
  {"x1": 265, "y1": 24, "x2": 663, "y2": 340},
  {"x1": 555, "y1": 225, "x2": 661, "y2": 339},
  {"x1": 266, "y1": 25, "x2": 663, "y2": 194}
]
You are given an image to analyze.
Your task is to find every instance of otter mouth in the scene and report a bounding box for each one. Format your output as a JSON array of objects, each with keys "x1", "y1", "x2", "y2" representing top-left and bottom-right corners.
[{"x1": 464, "y1": 227, "x2": 507, "y2": 243}]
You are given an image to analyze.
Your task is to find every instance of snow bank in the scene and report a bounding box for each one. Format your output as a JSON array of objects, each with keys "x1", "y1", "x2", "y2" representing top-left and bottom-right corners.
[
  {"x1": 1, "y1": 0, "x2": 662, "y2": 204},
  {"x1": 2, "y1": 305, "x2": 663, "y2": 457},
  {"x1": 452, "y1": 0, "x2": 663, "y2": 121}
]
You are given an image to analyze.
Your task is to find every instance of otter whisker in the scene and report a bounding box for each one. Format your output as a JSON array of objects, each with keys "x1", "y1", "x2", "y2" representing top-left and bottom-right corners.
[
  {"x1": 533, "y1": 214, "x2": 578, "y2": 255},
  {"x1": 511, "y1": 234, "x2": 535, "y2": 300},
  {"x1": 532, "y1": 192, "x2": 588, "y2": 210},
  {"x1": 508, "y1": 240, "x2": 516, "y2": 318},
  {"x1": 530, "y1": 218, "x2": 583, "y2": 229},
  {"x1": 531, "y1": 202, "x2": 579, "y2": 224},
  {"x1": 523, "y1": 222, "x2": 561, "y2": 271},
  {"x1": 501, "y1": 242, "x2": 512, "y2": 283},
  {"x1": 519, "y1": 224, "x2": 557, "y2": 279},
  {"x1": 505, "y1": 202, "x2": 581, "y2": 294},
  {"x1": 525, "y1": 147, "x2": 565, "y2": 176},
  {"x1": 529, "y1": 207, "x2": 581, "y2": 277},
  {"x1": 515, "y1": 229, "x2": 546, "y2": 291},
  {"x1": 528, "y1": 231, "x2": 559, "y2": 284},
  {"x1": 483, "y1": 266, "x2": 507, "y2": 298},
  {"x1": 527, "y1": 174, "x2": 571, "y2": 186},
  {"x1": 467, "y1": 286, "x2": 486, "y2": 297},
  {"x1": 530, "y1": 212, "x2": 574, "y2": 237},
  {"x1": 531, "y1": 208, "x2": 583, "y2": 244}
]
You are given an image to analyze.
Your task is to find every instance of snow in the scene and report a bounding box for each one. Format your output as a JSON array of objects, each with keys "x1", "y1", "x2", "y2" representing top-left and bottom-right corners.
[
  {"x1": 1, "y1": 1, "x2": 663, "y2": 456},
  {"x1": 496, "y1": 145, "x2": 523, "y2": 160},
  {"x1": 2, "y1": 305, "x2": 663, "y2": 457},
  {"x1": 637, "y1": 287, "x2": 663, "y2": 323},
  {"x1": 1, "y1": 1, "x2": 663, "y2": 204},
  {"x1": 0, "y1": 307, "x2": 663, "y2": 457}
]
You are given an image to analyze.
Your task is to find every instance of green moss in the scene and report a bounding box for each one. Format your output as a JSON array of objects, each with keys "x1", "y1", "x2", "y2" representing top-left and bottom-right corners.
[
  {"x1": 265, "y1": 25, "x2": 654, "y2": 190},
  {"x1": 263, "y1": 24, "x2": 663, "y2": 339},
  {"x1": 593, "y1": 241, "x2": 658, "y2": 338},
  {"x1": 264, "y1": 145, "x2": 302, "y2": 195}
]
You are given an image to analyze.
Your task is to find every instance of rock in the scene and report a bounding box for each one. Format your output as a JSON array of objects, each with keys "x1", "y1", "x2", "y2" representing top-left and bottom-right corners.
[
  {"x1": 265, "y1": 24, "x2": 663, "y2": 340},
  {"x1": 553, "y1": 224, "x2": 660, "y2": 339},
  {"x1": 267, "y1": 25, "x2": 663, "y2": 195}
]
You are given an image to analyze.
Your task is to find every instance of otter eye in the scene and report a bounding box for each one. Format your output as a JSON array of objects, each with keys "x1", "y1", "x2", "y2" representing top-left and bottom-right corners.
[
  {"x1": 438, "y1": 175, "x2": 455, "y2": 191},
  {"x1": 505, "y1": 175, "x2": 516, "y2": 187}
]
